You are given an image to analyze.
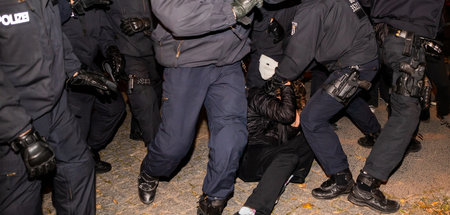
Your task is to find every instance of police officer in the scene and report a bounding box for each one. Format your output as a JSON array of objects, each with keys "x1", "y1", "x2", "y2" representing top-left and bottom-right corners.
[
  {"x1": 60, "y1": 1, "x2": 126, "y2": 173},
  {"x1": 137, "y1": 0, "x2": 262, "y2": 214},
  {"x1": 0, "y1": 0, "x2": 116, "y2": 213},
  {"x1": 270, "y1": 0, "x2": 379, "y2": 201},
  {"x1": 348, "y1": 0, "x2": 445, "y2": 213},
  {"x1": 105, "y1": 0, "x2": 163, "y2": 147},
  {"x1": 245, "y1": 0, "x2": 301, "y2": 89}
]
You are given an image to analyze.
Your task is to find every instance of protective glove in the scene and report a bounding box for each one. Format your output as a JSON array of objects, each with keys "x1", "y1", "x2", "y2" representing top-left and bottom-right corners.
[
  {"x1": 72, "y1": 0, "x2": 111, "y2": 15},
  {"x1": 103, "y1": 46, "x2": 126, "y2": 81},
  {"x1": 265, "y1": 72, "x2": 288, "y2": 95},
  {"x1": 120, "y1": 17, "x2": 152, "y2": 36},
  {"x1": 9, "y1": 128, "x2": 56, "y2": 179},
  {"x1": 67, "y1": 69, "x2": 118, "y2": 96},
  {"x1": 232, "y1": 0, "x2": 263, "y2": 25}
]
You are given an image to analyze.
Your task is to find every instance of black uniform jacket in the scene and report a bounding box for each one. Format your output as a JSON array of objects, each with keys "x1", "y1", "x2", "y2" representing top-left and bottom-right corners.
[
  {"x1": 149, "y1": 0, "x2": 251, "y2": 68},
  {"x1": 368, "y1": 0, "x2": 444, "y2": 39},
  {"x1": 0, "y1": 0, "x2": 80, "y2": 142},
  {"x1": 277, "y1": 0, "x2": 378, "y2": 80}
]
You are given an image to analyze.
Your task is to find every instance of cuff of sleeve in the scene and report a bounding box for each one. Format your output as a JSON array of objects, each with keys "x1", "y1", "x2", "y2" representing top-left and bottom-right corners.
[{"x1": 278, "y1": 56, "x2": 301, "y2": 81}]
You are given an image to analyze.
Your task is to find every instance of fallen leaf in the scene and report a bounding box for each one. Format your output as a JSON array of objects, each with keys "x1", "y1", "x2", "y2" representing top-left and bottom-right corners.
[
  {"x1": 96, "y1": 204, "x2": 102, "y2": 209},
  {"x1": 302, "y1": 203, "x2": 314, "y2": 209},
  {"x1": 291, "y1": 196, "x2": 297, "y2": 200},
  {"x1": 355, "y1": 155, "x2": 366, "y2": 161},
  {"x1": 113, "y1": 199, "x2": 118, "y2": 204},
  {"x1": 297, "y1": 183, "x2": 306, "y2": 188}
]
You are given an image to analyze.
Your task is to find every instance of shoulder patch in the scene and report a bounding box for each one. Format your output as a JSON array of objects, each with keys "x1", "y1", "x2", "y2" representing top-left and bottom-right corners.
[
  {"x1": 348, "y1": 0, "x2": 366, "y2": 19},
  {"x1": 291, "y1": 22, "x2": 298, "y2": 35}
]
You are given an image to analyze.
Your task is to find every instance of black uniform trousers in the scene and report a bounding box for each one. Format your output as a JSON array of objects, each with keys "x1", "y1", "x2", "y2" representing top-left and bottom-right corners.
[
  {"x1": 425, "y1": 54, "x2": 450, "y2": 118},
  {"x1": 142, "y1": 63, "x2": 248, "y2": 199},
  {"x1": 301, "y1": 59, "x2": 378, "y2": 175},
  {"x1": 0, "y1": 92, "x2": 96, "y2": 215},
  {"x1": 363, "y1": 32, "x2": 425, "y2": 181},
  {"x1": 125, "y1": 55, "x2": 162, "y2": 145},
  {"x1": 67, "y1": 90, "x2": 125, "y2": 151},
  {"x1": 238, "y1": 134, "x2": 314, "y2": 214},
  {"x1": 309, "y1": 63, "x2": 381, "y2": 136}
]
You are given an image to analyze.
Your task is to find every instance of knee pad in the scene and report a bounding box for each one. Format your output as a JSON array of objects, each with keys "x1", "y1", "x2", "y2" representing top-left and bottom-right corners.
[{"x1": 324, "y1": 70, "x2": 371, "y2": 105}]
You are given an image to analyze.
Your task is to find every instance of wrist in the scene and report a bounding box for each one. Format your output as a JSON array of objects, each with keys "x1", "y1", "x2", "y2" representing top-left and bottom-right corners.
[
  {"x1": 19, "y1": 128, "x2": 32, "y2": 137},
  {"x1": 9, "y1": 128, "x2": 43, "y2": 152}
]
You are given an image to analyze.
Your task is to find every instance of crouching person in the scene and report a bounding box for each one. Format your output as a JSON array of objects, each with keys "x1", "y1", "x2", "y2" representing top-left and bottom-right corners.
[{"x1": 236, "y1": 80, "x2": 315, "y2": 215}]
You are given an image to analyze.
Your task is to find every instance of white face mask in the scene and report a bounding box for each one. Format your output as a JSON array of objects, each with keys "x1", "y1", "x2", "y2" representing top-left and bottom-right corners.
[{"x1": 259, "y1": 54, "x2": 278, "y2": 80}]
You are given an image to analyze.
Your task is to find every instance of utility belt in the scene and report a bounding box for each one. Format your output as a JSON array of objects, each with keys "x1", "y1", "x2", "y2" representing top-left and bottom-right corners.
[
  {"x1": 383, "y1": 25, "x2": 434, "y2": 109},
  {"x1": 386, "y1": 25, "x2": 443, "y2": 57},
  {"x1": 127, "y1": 75, "x2": 153, "y2": 94}
]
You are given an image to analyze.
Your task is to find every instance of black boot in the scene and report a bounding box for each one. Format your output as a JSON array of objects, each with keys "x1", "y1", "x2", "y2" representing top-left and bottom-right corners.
[
  {"x1": 138, "y1": 171, "x2": 159, "y2": 204},
  {"x1": 91, "y1": 149, "x2": 112, "y2": 174},
  {"x1": 348, "y1": 171, "x2": 400, "y2": 213},
  {"x1": 406, "y1": 137, "x2": 422, "y2": 154},
  {"x1": 312, "y1": 169, "x2": 354, "y2": 199},
  {"x1": 290, "y1": 167, "x2": 307, "y2": 184},
  {"x1": 197, "y1": 194, "x2": 227, "y2": 215},
  {"x1": 357, "y1": 132, "x2": 380, "y2": 148}
]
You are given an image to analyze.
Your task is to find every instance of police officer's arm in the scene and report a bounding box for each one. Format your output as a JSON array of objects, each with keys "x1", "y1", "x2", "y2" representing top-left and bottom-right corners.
[
  {"x1": 0, "y1": 71, "x2": 32, "y2": 143},
  {"x1": 62, "y1": 32, "x2": 118, "y2": 94},
  {"x1": 98, "y1": 11, "x2": 126, "y2": 81},
  {"x1": 62, "y1": 32, "x2": 83, "y2": 78},
  {"x1": 276, "y1": 7, "x2": 322, "y2": 81},
  {"x1": 96, "y1": 9, "x2": 116, "y2": 57},
  {"x1": 0, "y1": 71, "x2": 56, "y2": 178}
]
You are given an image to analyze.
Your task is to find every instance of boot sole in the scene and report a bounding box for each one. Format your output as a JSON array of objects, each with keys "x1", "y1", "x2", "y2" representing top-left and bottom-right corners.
[{"x1": 348, "y1": 193, "x2": 399, "y2": 214}]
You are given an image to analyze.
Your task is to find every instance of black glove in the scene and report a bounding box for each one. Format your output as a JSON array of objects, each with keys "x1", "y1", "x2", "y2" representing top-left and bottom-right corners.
[
  {"x1": 104, "y1": 46, "x2": 126, "y2": 81},
  {"x1": 67, "y1": 69, "x2": 118, "y2": 96},
  {"x1": 120, "y1": 17, "x2": 152, "y2": 36},
  {"x1": 265, "y1": 72, "x2": 288, "y2": 94},
  {"x1": 268, "y1": 18, "x2": 285, "y2": 44},
  {"x1": 9, "y1": 128, "x2": 56, "y2": 179},
  {"x1": 232, "y1": 0, "x2": 263, "y2": 24},
  {"x1": 72, "y1": 0, "x2": 111, "y2": 15}
]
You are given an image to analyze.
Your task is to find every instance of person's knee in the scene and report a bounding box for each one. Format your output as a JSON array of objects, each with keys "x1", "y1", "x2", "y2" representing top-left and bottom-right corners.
[{"x1": 300, "y1": 111, "x2": 327, "y2": 133}]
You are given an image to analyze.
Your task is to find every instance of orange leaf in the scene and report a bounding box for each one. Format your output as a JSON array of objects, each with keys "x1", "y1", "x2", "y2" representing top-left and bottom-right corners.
[
  {"x1": 302, "y1": 203, "x2": 314, "y2": 209},
  {"x1": 297, "y1": 183, "x2": 306, "y2": 188}
]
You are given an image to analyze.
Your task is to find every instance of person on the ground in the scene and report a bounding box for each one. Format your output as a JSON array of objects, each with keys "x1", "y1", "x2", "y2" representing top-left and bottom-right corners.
[{"x1": 236, "y1": 79, "x2": 314, "y2": 215}]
